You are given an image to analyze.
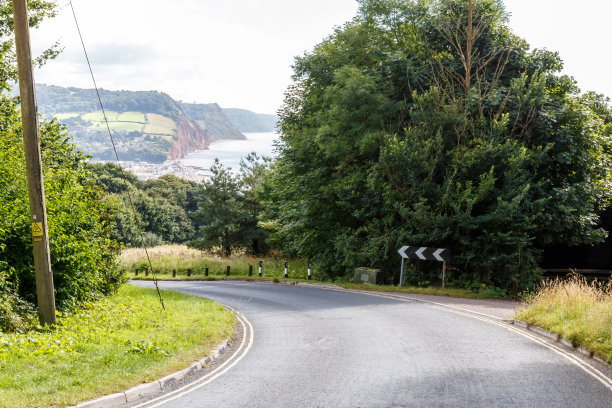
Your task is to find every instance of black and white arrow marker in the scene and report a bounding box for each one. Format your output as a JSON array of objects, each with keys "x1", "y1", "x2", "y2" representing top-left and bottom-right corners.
[
  {"x1": 398, "y1": 245, "x2": 452, "y2": 288},
  {"x1": 398, "y1": 246, "x2": 451, "y2": 262}
]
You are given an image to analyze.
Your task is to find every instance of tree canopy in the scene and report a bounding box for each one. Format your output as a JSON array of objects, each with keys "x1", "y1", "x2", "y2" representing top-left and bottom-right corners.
[{"x1": 263, "y1": 0, "x2": 612, "y2": 290}]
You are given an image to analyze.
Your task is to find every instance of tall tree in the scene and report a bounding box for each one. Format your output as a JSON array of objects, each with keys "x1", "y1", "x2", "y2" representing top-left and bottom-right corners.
[{"x1": 264, "y1": 0, "x2": 612, "y2": 289}]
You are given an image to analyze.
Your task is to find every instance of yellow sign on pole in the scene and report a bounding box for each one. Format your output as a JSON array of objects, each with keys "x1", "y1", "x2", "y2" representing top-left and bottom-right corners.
[{"x1": 32, "y1": 222, "x2": 43, "y2": 237}]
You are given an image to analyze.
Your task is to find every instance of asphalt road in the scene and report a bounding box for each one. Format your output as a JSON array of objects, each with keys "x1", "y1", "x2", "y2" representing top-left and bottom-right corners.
[{"x1": 131, "y1": 281, "x2": 611, "y2": 408}]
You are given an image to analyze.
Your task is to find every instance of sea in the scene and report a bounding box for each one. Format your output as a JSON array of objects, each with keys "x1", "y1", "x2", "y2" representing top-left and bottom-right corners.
[{"x1": 180, "y1": 132, "x2": 280, "y2": 176}]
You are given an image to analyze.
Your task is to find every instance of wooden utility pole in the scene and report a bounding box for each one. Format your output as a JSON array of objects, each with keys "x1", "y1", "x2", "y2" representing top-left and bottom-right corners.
[{"x1": 12, "y1": 0, "x2": 56, "y2": 325}]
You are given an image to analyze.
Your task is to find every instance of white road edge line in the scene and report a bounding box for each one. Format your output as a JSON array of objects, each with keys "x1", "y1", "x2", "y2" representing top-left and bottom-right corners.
[
  {"x1": 307, "y1": 284, "x2": 612, "y2": 392},
  {"x1": 440, "y1": 307, "x2": 612, "y2": 391},
  {"x1": 130, "y1": 308, "x2": 255, "y2": 408},
  {"x1": 319, "y1": 286, "x2": 506, "y2": 321}
]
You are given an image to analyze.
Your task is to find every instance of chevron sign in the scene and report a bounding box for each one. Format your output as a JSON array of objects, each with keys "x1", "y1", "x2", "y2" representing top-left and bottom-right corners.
[{"x1": 398, "y1": 246, "x2": 451, "y2": 262}]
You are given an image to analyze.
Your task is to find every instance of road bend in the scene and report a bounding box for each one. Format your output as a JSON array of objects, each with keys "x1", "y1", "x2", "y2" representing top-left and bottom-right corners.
[{"x1": 131, "y1": 281, "x2": 611, "y2": 408}]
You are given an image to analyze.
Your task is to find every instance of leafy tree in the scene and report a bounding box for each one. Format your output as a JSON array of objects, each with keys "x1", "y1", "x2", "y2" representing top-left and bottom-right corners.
[
  {"x1": 190, "y1": 155, "x2": 270, "y2": 256},
  {"x1": 264, "y1": 0, "x2": 612, "y2": 289},
  {"x1": 87, "y1": 164, "x2": 202, "y2": 246}
]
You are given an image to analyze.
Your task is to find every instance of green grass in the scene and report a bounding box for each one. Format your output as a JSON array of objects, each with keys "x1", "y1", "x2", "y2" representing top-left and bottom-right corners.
[
  {"x1": 82, "y1": 111, "x2": 119, "y2": 122},
  {"x1": 0, "y1": 284, "x2": 235, "y2": 408},
  {"x1": 144, "y1": 114, "x2": 176, "y2": 135},
  {"x1": 336, "y1": 283, "x2": 510, "y2": 299},
  {"x1": 515, "y1": 276, "x2": 611, "y2": 363},
  {"x1": 91, "y1": 121, "x2": 145, "y2": 132},
  {"x1": 118, "y1": 111, "x2": 146, "y2": 123},
  {"x1": 80, "y1": 111, "x2": 147, "y2": 132}
]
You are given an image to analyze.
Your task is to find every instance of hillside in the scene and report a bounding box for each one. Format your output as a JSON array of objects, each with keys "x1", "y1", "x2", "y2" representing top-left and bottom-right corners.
[
  {"x1": 179, "y1": 102, "x2": 245, "y2": 141},
  {"x1": 35, "y1": 85, "x2": 244, "y2": 163},
  {"x1": 222, "y1": 108, "x2": 278, "y2": 132}
]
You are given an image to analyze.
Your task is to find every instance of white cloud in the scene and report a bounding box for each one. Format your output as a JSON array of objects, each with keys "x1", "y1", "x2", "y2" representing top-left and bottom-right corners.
[
  {"x1": 30, "y1": 0, "x2": 358, "y2": 113},
  {"x1": 29, "y1": 0, "x2": 612, "y2": 114}
]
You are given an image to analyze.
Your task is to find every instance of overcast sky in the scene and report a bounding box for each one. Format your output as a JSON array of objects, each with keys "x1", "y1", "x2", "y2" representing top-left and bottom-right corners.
[{"x1": 30, "y1": 0, "x2": 612, "y2": 114}]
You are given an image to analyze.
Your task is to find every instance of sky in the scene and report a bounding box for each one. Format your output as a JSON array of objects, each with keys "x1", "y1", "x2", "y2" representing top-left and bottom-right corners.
[{"x1": 30, "y1": 0, "x2": 612, "y2": 115}]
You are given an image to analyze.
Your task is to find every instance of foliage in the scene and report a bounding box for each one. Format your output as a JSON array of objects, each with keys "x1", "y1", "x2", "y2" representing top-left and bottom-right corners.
[
  {"x1": 0, "y1": 103, "x2": 125, "y2": 330},
  {"x1": 36, "y1": 85, "x2": 182, "y2": 121},
  {"x1": 87, "y1": 163, "x2": 202, "y2": 246},
  {"x1": 264, "y1": 0, "x2": 612, "y2": 289},
  {"x1": 516, "y1": 275, "x2": 611, "y2": 363},
  {"x1": 189, "y1": 153, "x2": 270, "y2": 255},
  {"x1": 0, "y1": 0, "x2": 131, "y2": 328},
  {"x1": 0, "y1": 284, "x2": 235, "y2": 407}
]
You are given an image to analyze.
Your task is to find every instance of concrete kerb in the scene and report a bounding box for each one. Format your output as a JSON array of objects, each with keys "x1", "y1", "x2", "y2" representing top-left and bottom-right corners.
[
  {"x1": 73, "y1": 336, "x2": 232, "y2": 408},
  {"x1": 510, "y1": 320, "x2": 610, "y2": 368}
]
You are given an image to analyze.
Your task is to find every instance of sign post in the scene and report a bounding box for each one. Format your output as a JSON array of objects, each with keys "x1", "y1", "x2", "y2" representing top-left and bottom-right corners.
[
  {"x1": 397, "y1": 246, "x2": 451, "y2": 287},
  {"x1": 13, "y1": 0, "x2": 56, "y2": 325}
]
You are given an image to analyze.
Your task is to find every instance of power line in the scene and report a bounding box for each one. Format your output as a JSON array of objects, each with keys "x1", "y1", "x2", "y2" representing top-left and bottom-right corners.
[{"x1": 68, "y1": 0, "x2": 165, "y2": 310}]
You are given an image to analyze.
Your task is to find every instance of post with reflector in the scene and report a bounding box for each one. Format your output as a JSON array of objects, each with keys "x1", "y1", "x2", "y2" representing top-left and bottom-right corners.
[
  {"x1": 442, "y1": 261, "x2": 446, "y2": 289},
  {"x1": 13, "y1": 0, "x2": 56, "y2": 325}
]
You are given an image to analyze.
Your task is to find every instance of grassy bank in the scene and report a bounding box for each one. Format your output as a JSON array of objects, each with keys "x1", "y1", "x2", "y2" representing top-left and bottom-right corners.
[
  {"x1": 516, "y1": 276, "x2": 611, "y2": 364},
  {"x1": 0, "y1": 284, "x2": 235, "y2": 408},
  {"x1": 123, "y1": 245, "x2": 309, "y2": 280}
]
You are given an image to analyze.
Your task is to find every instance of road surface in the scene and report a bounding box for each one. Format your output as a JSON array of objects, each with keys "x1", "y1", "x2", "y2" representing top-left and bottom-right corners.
[{"x1": 130, "y1": 281, "x2": 611, "y2": 408}]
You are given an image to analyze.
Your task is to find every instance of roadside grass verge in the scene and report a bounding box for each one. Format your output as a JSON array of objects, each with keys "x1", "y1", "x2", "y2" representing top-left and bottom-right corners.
[
  {"x1": 0, "y1": 284, "x2": 235, "y2": 408},
  {"x1": 336, "y1": 283, "x2": 510, "y2": 299},
  {"x1": 123, "y1": 245, "x2": 309, "y2": 280},
  {"x1": 515, "y1": 276, "x2": 611, "y2": 364},
  {"x1": 124, "y1": 245, "x2": 508, "y2": 299}
]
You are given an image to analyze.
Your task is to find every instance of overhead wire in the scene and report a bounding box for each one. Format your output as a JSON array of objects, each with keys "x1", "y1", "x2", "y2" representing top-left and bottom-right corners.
[{"x1": 67, "y1": 0, "x2": 165, "y2": 310}]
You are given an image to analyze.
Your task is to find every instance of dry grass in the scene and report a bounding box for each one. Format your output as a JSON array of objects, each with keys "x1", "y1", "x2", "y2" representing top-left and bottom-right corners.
[
  {"x1": 516, "y1": 275, "x2": 611, "y2": 363},
  {"x1": 122, "y1": 245, "x2": 310, "y2": 279},
  {"x1": 122, "y1": 244, "x2": 204, "y2": 263}
]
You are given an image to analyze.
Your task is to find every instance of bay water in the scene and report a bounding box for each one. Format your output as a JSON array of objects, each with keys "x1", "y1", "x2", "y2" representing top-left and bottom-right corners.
[{"x1": 181, "y1": 132, "x2": 279, "y2": 175}]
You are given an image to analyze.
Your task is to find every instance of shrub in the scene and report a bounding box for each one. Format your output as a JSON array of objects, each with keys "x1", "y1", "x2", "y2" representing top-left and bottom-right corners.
[{"x1": 0, "y1": 96, "x2": 124, "y2": 328}]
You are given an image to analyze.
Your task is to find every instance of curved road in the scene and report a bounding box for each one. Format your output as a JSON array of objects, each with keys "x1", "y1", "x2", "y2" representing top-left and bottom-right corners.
[{"x1": 132, "y1": 281, "x2": 611, "y2": 408}]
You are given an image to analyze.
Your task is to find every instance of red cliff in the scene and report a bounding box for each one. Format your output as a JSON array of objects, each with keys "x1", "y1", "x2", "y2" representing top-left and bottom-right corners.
[{"x1": 167, "y1": 112, "x2": 212, "y2": 160}]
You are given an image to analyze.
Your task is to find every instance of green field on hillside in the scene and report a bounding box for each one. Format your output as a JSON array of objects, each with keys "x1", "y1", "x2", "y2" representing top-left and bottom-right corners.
[
  {"x1": 118, "y1": 111, "x2": 146, "y2": 123},
  {"x1": 55, "y1": 112, "x2": 80, "y2": 120},
  {"x1": 144, "y1": 113, "x2": 176, "y2": 135},
  {"x1": 82, "y1": 110, "x2": 120, "y2": 122}
]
